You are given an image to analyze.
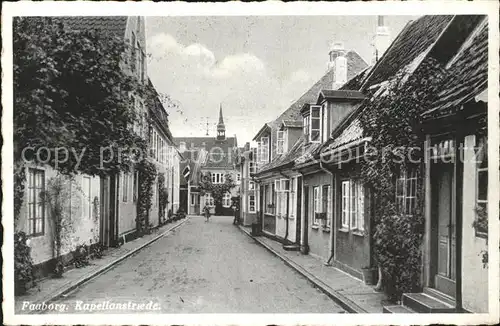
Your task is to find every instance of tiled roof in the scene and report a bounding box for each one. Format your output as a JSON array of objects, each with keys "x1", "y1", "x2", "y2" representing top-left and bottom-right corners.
[
  {"x1": 55, "y1": 16, "x2": 128, "y2": 38},
  {"x1": 362, "y1": 15, "x2": 453, "y2": 89},
  {"x1": 326, "y1": 117, "x2": 364, "y2": 150},
  {"x1": 423, "y1": 19, "x2": 488, "y2": 119},
  {"x1": 256, "y1": 137, "x2": 306, "y2": 175},
  {"x1": 339, "y1": 66, "x2": 372, "y2": 91},
  {"x1": 271, "y1": 51, "x2": 369, "y2": 127},
  {"x1": 294, "y1": 142, "x2": 323, "y2": 166},
  {"x1": 317, "y1": 90, "x2": 366, "y2": 104},
  {"x1": 281, "y1": 120, "x2": 303, "y2": 129},
  {"x1": 174, "y1": 136, "x2": 238, "y2": 169}
]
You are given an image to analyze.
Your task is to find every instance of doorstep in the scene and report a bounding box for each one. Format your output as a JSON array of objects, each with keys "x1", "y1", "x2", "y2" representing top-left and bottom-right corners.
[
  {"x1": 238, "y1": 225, "x2": 386, "y2": 313},
  {"x1": 14, "y1": 217, "x2": 189, "y2": 314}
]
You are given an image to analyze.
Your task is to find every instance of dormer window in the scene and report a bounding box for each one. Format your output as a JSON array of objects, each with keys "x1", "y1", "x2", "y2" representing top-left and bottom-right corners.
[
  {"x1": 277, "y1": 130, "x2": 287, "y2": 155},
  {"x1": 258, "y1": 137, "x2": 269, "y2": 164},
  {"x1": 310, "y1": 105, "x2": 322, "y2": 143}
]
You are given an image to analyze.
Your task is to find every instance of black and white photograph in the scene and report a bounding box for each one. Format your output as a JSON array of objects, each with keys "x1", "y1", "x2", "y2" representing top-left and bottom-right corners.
[{"x1": 2, "y1": 1, "x2": 499, "y2": 325}]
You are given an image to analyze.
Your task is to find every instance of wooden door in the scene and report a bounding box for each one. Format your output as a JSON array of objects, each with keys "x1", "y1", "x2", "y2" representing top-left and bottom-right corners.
[{"x1": 433, "y1": 163, "x2": 456, "y2": 297}]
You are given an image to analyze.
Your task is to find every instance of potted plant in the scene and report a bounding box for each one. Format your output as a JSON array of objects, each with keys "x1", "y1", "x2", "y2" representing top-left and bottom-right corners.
[{"x1": 361, "y1": 265, "x2": 378, "y2": 285}]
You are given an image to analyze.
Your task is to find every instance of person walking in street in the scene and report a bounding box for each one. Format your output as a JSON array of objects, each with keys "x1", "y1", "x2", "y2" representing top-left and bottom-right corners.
[{"x1": 203, "y1": 202, "x2": 211, "y2": 222}]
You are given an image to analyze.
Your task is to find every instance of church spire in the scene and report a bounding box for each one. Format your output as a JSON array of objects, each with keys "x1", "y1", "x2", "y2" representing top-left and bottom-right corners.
[
  {"x1": 218, "y1": 104, "x2": 224, "y2": 125},
  {"x1": 216, "y1": 103, "x2": 226, "y2": 141}
]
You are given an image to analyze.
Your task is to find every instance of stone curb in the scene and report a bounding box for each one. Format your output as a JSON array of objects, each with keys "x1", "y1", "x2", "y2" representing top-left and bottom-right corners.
[
  {"x1": 27, "y1": 217, "x2": 190, "y2": 314},
  {"x1": 237, "y1": 225, "x2": 367, "y2": 314}
]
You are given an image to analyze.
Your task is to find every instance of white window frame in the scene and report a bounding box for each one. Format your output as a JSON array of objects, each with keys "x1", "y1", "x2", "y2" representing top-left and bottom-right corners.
[
  {"x1": 395, "y1": 169, "x2": 418, "y2": 217},
  {"x1": 122, "y1": 172, "x2": 129, "y2": 202},
  {"x1": 313, "y1": 186, "x2": 321, "y2": 225},
  {"x1": 27, "y1": 168, "x2": 45, "y2": 236},
  {"x1": 261, "y1": 137, "x2": 269, "y2": 163},
  {"x1": 341, "y1": 181, "x2": 350, "y2": 229},
  {"x1": 341, "y1": 179, "x2": 364, "y2": 231},
  {"x1": 475, "y1": 136, "x2": 488, "y2": 237},
  {"x1": 222, "y1": 192, "x2": 231, "y2": 208},
  {"x1": 277, "y1": 130, "x2": 285, "y2": 155},
  {"x1": 237, "y1": 173, "x2": 241, "y2": 183},
  {"x1": 205, "y1": 193, "x2": 215, "y2": 207},
  {"x1": 289, "y1": 177, "x2": 297, "y2": 219},
  {"x1": 248, "y1": 180, "x2": 255, "y2": 191},
  {"x1": 322, "y1": 102, "x2": 329, "y2": 142},
  {"x1": 309, "y1": 105, "x2": 322, "y2": 143}
]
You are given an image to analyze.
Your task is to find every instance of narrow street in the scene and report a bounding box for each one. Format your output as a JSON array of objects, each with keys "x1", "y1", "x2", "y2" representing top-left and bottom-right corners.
[{"x1": 52, "y1": 216, "x2": 344, "y2": 313}]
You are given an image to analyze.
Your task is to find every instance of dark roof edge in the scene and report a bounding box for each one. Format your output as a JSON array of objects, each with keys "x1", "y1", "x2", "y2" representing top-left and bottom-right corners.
[
  {"x1": 252, "y1": 123, "x2": 271, "y2": 141},
  {"x1": 360, "y1": 19, "x2": 414, "y2": 91}
]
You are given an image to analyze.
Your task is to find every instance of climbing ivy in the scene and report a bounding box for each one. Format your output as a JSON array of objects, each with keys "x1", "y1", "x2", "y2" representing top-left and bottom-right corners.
[
  {"x1": 157, "y1": 173, "x2": 169, "y2": 224},
  {"x1": 359, "y1": 57, "x2": 448, "y2": 301},
  {"x1": 199, "y1": 172, "x2": 236, "y2": 215},
  {"x1": 135, "y1": 159, "x2": 158, "y2": 235}
]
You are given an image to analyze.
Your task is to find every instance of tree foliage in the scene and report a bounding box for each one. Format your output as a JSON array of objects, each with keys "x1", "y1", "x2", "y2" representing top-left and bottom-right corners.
[
  {"x1": 199, "y1": 172, "x2": 236, "y2": 214},
  {"x1": 13, "y1": 17, "x2": 147, "y2": 176},
  {"x1": 136, "y1": 159, "x2": 158, "y2": 234},
  {"x1": 359, "y1": 57, "x2": 448, "y2": 301}
]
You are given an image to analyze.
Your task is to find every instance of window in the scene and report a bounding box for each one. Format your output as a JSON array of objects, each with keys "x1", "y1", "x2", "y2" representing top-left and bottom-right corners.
[
  {"x1": 249, "y1": 195, "x2": 256, "y2": 213},
  {"x1": 261, "y1": 137, "x2": 269, "y2": 163},
  {"x1": 313, "y1": 186, "x2": 321, "y2": 225},
  {"x1": 275, "y1": 179, "x2": 288, "y2": 218},
  {"x1": 179, "y1": 141, "x2": 186, "y2": 152},
  {"x1": 27, "y1": 168, "x2": 45, "y2": 236},
  {"x1": 476, "y1": 136, "x2": 488, "y2": 236},
  {"x1": 277, "y1": 131, "x2": 285, "y2": 155},
  {"x1": 341, "y1": 180, "x2": 364, "y2": 231},
  {"x1": 264, "y1": 184, "x2": 274, "y2": 214},
  {"x1": 310, "y1": 106, "x2": 321, "y2": 143},
  {"x1": 395, "y1": 169, "x2": 418, "y2": 216},
  {"x1": 250, "y1": 148, "x2": 257, "y2": 173},
  {"x1": 222, "y1": 192, "x2": 231, "y2": 207},
  {"x1": 133, "y1": 171, "x2": 138, "y2": 202},
  {"x1": 123, "y1": 172, "x2": 129, "y2": 202},
  {"x1": 322, "y1": 103, "x2": 329, "y2": 142},
  {"x1": 322, "y1": 185, "x2": 332, "y2": 227},
  {"x1": 237, "y1": 173, "x2": 241, "y2": 183},
  {"x1": 303, "y1": 114, "x2": 310, "y2": 138},
  {"x1": 289, "y1": 177, "x2": 297, "y2": 218},
  {"x1": 248, "y1": 180, "x2": 255, "y2": 191},
  {"x1": 205, "y1": 193, "x2": 215, "y2": 207}
]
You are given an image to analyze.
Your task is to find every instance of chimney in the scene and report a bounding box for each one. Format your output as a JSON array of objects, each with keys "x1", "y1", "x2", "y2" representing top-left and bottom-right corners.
[
  {"x1": 327, "y1": 41, "x2": 345, "y2": 71},
  {"x1": 331, "y1": 42, "x2": 347, "y2": 90},
  {"x1": 372, "y1": 15, "x2": 391, "y2": 64}
]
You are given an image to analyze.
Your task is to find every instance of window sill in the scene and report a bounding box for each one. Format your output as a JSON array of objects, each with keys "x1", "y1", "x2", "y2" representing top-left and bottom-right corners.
[
  {"x1": 352, "y1": 230, "x2": 365, "y2": 237},
  {"x1": 339, "y1": 227, "x2": 349, "y2": 233},
  {"x1": 322, "y1": 227, "x2": 331, "y2": 233},
  {"x1": 311, "y1": 224, "x2": 320, "y2": 230},
  {"x1": 475, "y1": 231, "x2": 488, "y2": 239}
]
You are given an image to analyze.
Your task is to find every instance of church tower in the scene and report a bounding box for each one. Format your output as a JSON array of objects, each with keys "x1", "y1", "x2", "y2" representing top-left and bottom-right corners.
[{"x1": 216, "y1": 104, "x2": 226, "y2": 141}]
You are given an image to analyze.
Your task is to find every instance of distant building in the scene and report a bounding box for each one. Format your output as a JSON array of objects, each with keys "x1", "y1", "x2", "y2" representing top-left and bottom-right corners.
[{"x1": 176, "y1": 106, "x2": 241, "y2": 216}]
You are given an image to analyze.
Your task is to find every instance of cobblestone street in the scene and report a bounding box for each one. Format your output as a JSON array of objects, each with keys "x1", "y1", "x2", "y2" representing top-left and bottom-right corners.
[{"x1": 51, "y1": 216, "x2": 344, "y2": 313}]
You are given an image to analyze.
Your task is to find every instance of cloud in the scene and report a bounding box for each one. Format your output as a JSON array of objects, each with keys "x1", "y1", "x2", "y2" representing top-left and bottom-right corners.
[
  {"x1": 212, "y1": 53, "x2": 266, "y2": 78},
  {"x1": 146, "y1": 33, "x2": 315, "y2": 142}
]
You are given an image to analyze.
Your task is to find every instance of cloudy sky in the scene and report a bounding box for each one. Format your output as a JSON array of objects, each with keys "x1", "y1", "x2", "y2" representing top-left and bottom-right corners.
[{"x1": 146, "y1": 16, "x2": 417, "y2": 145}]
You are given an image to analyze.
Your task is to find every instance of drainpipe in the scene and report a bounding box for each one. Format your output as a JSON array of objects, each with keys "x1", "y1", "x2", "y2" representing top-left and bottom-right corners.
[
  {"x1": 319, "y1": 161, "x2": 335, "y2": 265},
  {"x1": 297, "y1": 170, "x2": 309, "y2": 254}
]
